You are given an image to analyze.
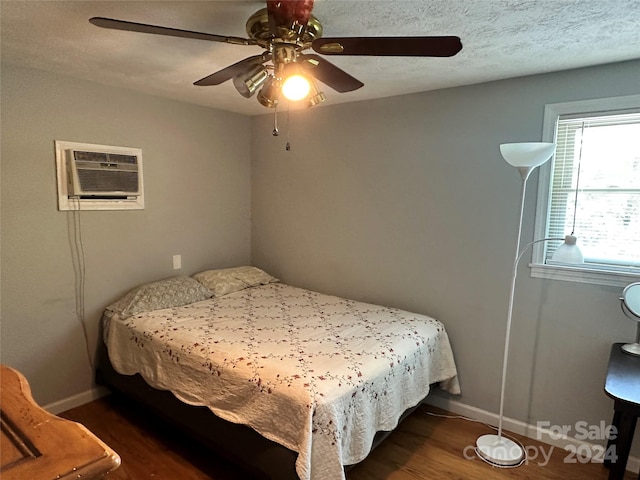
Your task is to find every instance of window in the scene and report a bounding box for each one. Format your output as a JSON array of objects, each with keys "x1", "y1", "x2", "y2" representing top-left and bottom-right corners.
[{"x1": 531, "y1": 95, "x2": 640, "y2": 286}]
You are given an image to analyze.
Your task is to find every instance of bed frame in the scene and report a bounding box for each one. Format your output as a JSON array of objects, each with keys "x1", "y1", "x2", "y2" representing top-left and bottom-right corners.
[{"x1": 95, "y1": 339, "x2": 422, "y2": 480}]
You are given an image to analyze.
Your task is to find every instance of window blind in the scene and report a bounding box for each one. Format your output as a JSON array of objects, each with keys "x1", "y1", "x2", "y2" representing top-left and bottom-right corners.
[{"x1": 545, "y1": 111, "x2": 640, "y2": 271}]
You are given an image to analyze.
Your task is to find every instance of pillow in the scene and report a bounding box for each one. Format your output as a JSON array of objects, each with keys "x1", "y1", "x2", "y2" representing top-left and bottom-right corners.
[
  {"x1": 193, "y1": 266, "x2": 278, "y2": 297},
  {"x1": 106, "y1": 275, "x2": 213, "y2": 318}
]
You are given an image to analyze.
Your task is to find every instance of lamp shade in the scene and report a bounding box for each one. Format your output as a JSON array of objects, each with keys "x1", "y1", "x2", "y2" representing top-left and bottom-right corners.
[
  {"x1": 233, "y1": 65, "x2": 268, "y2": 99},
  {"x1": 257, "y1": 77, "x2": 280, "y2": 108},
  {"x1": 306, "y1": 79, "x2": 326, "y2": 108},
  {"x1": 551, "y1": 235, "x2": 584, "y2": 264},
  {"x1": 282, "y1": 74, "x2": 311, "y2": 101},
  {"x1": 500, "y1": 142, "x2": 556, "y2": 168},
  {"x1": 500, "y1": 142, "x2": 556, "y2": 181}
]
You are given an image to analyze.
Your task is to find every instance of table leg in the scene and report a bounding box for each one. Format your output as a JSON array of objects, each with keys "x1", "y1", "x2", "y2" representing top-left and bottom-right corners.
[
  {"x1": 605, "y1": 410, "x2": 622, "y2": 468},
  {"x1": 609, "y1": 406, "x2": 637, "y2": 480}
]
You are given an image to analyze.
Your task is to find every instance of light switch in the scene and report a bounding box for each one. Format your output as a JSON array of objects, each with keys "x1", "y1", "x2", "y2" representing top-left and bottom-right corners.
[{"x1": 172, "y1": 254, "x2": 182, "y2": 270}]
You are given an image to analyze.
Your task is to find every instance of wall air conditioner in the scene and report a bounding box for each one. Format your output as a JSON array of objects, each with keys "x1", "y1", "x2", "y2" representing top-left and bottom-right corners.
[
  {"x1": 67, "y1": 149, "x2": 140, "y2": 198},
  {"x1": 55, "y1": 140, "x2": 144, "y2": 211}
]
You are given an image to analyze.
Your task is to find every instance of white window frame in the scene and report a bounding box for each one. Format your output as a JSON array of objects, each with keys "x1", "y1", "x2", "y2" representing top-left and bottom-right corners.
[{"x1": 531, "y1": 94, "x2": 640, "y2": 287}]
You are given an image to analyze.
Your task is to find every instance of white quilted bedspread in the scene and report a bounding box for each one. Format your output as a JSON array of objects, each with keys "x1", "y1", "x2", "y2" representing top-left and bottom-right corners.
[{"x1": 106, "y1": 283, "x2": 460, "y2": 480}]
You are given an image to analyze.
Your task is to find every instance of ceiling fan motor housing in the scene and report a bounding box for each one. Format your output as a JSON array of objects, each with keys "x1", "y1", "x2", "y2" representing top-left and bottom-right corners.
[{"x1": 245, "y1": 8, "x2": 323, "y2": 48}]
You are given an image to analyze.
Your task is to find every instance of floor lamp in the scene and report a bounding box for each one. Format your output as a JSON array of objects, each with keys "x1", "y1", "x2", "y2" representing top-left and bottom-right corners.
[{"x1": 475, "y1": 142, "x2": 557, "y2": 467}]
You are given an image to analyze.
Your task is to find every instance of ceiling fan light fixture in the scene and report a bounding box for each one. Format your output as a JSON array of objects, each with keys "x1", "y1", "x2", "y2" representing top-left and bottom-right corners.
[
  {"x1": 281, "y1": 73, "x2": 311, "y2": 101},
  {"x1": 89, "y1": 3, "x2": 463, "y2": 114},
  {"x1": 257, "y1": 76, "x2": 280, "y2": 108},
  {"x1": 233, "y1": 64, "x2": 269, "y2": 98}
]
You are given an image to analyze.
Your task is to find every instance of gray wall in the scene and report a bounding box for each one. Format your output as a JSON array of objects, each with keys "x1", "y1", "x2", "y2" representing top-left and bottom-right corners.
[
  {"x1": 1, "y1": 64, "x2": 252, "y2": 405},
  {"x1": 251, "y1": 60, "x2": 640, "y2": 451}
]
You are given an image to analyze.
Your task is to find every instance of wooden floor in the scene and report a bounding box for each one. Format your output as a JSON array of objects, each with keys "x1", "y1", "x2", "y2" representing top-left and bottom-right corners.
[{"x1": 60, "y1": 394, "x2": 635, "y2": 480}]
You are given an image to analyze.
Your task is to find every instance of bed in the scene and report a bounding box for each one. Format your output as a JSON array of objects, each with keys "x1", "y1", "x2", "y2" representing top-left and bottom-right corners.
[{"x1": 96, "y1": 267, "x2": 460, "y2": 480}]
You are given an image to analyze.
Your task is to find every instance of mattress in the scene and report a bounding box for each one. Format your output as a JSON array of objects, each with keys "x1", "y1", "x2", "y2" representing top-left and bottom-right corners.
[{"x1": 104, "y1": 282, "x2": 459, "y2": 480}]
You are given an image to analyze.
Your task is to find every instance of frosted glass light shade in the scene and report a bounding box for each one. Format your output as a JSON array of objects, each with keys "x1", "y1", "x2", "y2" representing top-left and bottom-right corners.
[
  {"x1": 500, "y1": 142, "x2": 556, "y2": 168},
  {"x1": 551, "y1": 235, "x2": 584, "y2": 264},
  {"x1": 282, "y1": 74, "x2": 311, "y2": 101}
]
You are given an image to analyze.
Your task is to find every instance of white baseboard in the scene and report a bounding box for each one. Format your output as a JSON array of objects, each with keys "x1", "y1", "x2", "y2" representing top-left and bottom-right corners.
[
  {"x1": 426, "y1": 395, "x2": 640, "y2": 475},
  {"x1": 43, "y1": 386, "x2": 110, "y2": 415}
]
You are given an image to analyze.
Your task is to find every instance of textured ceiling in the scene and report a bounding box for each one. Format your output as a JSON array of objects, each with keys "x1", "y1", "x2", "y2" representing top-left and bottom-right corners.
[{"x1": 2, "y1": 0, "x2": 640, "y2": 116}]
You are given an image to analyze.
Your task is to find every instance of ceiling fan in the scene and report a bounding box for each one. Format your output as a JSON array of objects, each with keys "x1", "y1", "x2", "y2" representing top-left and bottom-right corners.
[{"x1": 90, "y1": 0, "x2": 462, "y2": 109}]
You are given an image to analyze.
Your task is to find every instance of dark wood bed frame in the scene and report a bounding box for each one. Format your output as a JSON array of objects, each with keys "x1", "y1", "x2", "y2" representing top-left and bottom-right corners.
[{"x1": 95, "y1": 339, "x2": 423, "y2": 480}]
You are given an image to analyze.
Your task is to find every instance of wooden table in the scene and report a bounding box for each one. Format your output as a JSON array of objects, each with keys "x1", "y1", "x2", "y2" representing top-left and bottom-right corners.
[
  {"x1": 604, "y1": 343, "x2": 640, "y2": 480},
  {"x1": 1, "y1": 364, "x2": 120, "y2": 480}
]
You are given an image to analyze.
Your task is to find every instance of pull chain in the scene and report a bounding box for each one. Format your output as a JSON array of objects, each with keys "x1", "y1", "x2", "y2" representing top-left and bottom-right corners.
[
  {"x1": 285, "y1": 105, "x2": 291, "y2": 151},
  {"x1": 272, "y1": 106, "x2": 279, "y2": 136}
]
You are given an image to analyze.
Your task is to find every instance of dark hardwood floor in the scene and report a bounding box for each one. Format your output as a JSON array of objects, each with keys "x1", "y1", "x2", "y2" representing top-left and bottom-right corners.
[{"x1": 60, "y1": 394, "x2": 635, "y2": 479}]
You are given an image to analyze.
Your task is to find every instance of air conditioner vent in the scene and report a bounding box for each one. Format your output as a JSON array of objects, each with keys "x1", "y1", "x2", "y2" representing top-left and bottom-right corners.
[
  {"x1": 73, "y1": 151, "x2": 138, "y2": 165},
  {"x1": 69, "y1": 150, "x2": 140, "y2": 196},
  {"x1": 74, "y1": 167, "x2": 139, "y2": 194}
]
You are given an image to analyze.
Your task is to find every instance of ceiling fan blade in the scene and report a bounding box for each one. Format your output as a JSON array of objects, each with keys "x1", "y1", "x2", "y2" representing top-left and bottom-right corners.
[
  {"x1": 312, "y1": 36, "x2": 462, "y2": 57},
  {"x1": 194, "y1": 54, "x2": 268, "y2": 86},
  {"x1": 89, "y1": 17, "x2": 254, "y2": 46},
  {"x1": 299, "y1": 54, "x2": 364, "y2": 93}
]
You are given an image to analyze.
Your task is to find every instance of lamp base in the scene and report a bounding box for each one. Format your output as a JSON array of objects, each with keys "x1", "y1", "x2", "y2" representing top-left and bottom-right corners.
[
  {"x1": 621, "y1": 343, "x2": 640, "y2": 356},
  {"x1": 476, "y1": 434, "x2": 524, "y2": 467}
]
